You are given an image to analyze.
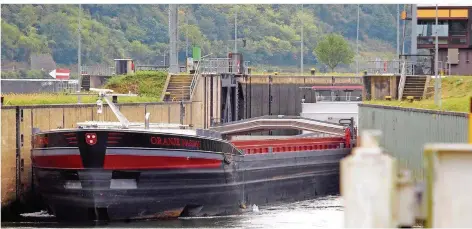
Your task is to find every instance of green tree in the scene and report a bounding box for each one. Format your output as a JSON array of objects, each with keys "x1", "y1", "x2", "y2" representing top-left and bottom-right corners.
[
  {"x1": 1, "y1": 4, "x2": 398, "y2": 69},
  {"x1": 313, "y1": 33, "x2": 354, "y2": 72}
]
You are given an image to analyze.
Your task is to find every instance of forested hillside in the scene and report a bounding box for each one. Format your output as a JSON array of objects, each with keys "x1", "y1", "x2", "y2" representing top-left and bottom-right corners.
[{"x1": 1, "y1": 4, "x2": 403, "y2": 72}]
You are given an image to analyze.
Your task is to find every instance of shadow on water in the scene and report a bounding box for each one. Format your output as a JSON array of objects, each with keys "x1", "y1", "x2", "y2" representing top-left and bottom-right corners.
[{"x1": 1, "y1": 195, "x2": 343, "y2": 229}]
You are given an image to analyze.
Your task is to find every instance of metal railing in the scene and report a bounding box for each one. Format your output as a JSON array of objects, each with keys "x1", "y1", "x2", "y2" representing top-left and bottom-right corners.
[
  {"x1": 200, "y1": 58, "x2": 231, "y2": 74},
  {"x1": 198, "y1": 58, "x2": 249, "y2": 75},
  {"x1": 136, "y1": 65, "x2": 169, "y2": 72},
  {"x1": 366, "y1": 59, "x2": 433, "y2": 76},
  {"x1": 189, "y1": 59, "x2": 202, "y2": 100},
  {"x1": 81, "y1": 65, "x2": 115, "y2": 76},
  {"x1": 314, "y1": 95, "x2": 363, "y2": 102},
  {"x1": 397, "y1": 60, "x2": 407, "y2": 100},
  {"x1": 189, "y1": 58, "x2": 249, "y2": 101},
  {"x1": 136, "y1": 65, "x2": 186, "y2": 72}
]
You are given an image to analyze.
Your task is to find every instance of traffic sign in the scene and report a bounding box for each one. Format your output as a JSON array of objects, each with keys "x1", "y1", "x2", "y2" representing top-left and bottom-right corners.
[{"x1": 49, "y1": 68, "x2": 70, "y2": 80}]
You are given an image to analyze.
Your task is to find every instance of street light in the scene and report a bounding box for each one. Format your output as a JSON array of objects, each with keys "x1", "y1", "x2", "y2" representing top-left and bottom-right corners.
[
  {"x1": 434, "y1": 4, "x2": 441, "y2": 108},
  {"x1": 301, "y1": 4, "x2": 304, "y2": 75},
  {"x1": 356, "y1": 4, "x2": 360, "y2": 75}
]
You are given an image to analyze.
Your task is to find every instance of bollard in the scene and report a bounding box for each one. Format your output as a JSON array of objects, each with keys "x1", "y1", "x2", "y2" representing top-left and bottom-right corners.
[
  {"x1": 341, "y1": 130, "x2": 398, "y2": 228},
  {"x1": 164, "y1": 92, "x2": 171, "y2": 101},
  {"x1": 144, "y1": 113, "x2": 150, "y2": 129},
  {"x1": 423, "y1": 143, "x2": 472, "y2": 228}
]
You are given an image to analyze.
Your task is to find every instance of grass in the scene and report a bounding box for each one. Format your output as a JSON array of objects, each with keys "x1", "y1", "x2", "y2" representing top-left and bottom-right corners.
[
  {"x1": 105, "y1": 71, "x2": 167, "y2": 97},
  {"x1": 364, "y1": 76, "x2": 472, "y2": 113},
  {"x1": 1, "y1": 71, "x2": 168, "y2": 106},
  {"x1": 1, "y1": 93, "x2": 160, "y2": 106}
]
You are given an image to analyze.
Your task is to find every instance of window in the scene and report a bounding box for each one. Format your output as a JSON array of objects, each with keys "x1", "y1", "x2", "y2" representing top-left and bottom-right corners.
[
  {"x1": 417, "y1": 21, "x2": 448, "y2": 37},
  {"x1": 449, "y1": 21, "x2": 467, "y2": 35}
]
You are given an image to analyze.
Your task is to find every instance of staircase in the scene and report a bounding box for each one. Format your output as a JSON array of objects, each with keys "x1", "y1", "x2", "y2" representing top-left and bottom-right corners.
[
  {"x1": 401, "y1": 76, "x2": 428, "y2": 100},
  {"x1": 164, "y1": 74, "x2": 193, "y2": 101},
  {"x1": 80, "y1": 75, "x2": 91, "y2": 91}
]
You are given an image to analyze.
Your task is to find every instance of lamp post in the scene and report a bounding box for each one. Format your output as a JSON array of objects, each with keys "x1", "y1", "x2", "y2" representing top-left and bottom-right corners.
[
  {"x1": 301, "y1": 4, "x2": 304, "y2": 75},
  {"x1": 356, "y1": 4, "x2": 360, "y2": 75},
  {"x1": 185, "y1": 10, "x2": 189, "y2": 59},
  {"x1": 396, "y1": 4, "x2": 400, "y2": 57},
  {"x1": 234, "y1": 10, "x2": 237, "y2": 53},
  {"x1": 434, "y1": 4, "x2": 441, "y2": 108},
  {"x1": 77, "y1": 4, "x2": 82, "y2": 103}
]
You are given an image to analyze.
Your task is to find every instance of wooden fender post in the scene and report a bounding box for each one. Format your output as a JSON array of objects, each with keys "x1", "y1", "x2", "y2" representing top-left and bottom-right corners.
[
  {"x1": 341, "y1": 130, "x2": 398, "y2": 228},
  {"x1": 469, "y1": 97, "x2": 472, "y2": 144}
]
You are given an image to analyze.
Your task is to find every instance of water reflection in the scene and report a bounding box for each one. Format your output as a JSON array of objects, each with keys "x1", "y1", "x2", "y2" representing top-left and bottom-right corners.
[{"x1": 2, "y1": 195, "x2": 343, "y2": 228}]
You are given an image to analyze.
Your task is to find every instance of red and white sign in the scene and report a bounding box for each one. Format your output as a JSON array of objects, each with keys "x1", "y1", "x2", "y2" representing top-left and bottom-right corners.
[
  {"x1": 49, "y1": 68, "x2": 70, "y2": 80},
  {"x1": 85, "y1": 133, "x2": 97, "y2": 146}
]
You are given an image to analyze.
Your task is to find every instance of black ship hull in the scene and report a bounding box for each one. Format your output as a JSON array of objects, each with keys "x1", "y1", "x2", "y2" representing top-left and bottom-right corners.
[{"x1": 32, "y1": 129, "x2": 350, "y2": 221}]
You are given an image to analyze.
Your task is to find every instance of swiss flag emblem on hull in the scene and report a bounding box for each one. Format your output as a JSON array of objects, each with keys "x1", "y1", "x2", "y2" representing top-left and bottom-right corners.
[{"x1": 85, "y1": 133, "x2": 97, "y2": 145}]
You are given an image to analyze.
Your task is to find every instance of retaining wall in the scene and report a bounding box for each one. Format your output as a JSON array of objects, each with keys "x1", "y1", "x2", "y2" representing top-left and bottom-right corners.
[{"x1": 358, "y1": 104, "x2": 468, "y2": 180}]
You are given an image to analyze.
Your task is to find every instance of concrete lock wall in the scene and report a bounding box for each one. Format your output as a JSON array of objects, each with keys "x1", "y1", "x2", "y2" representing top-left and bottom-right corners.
[
  {"x1": 358, "y1": 104, "x2": 469, "y2": 180},
  {"x1": 240, "y1": 76, "x2": 363, "y2": 136},
  {"x1": 0, "y1": 101, "x2": 203, "y2": 213}
]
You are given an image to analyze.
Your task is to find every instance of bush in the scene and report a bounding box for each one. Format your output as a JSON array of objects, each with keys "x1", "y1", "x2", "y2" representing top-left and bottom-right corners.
[{"x1": 104, "y1": 71, "x2": 167, "y2": 98}]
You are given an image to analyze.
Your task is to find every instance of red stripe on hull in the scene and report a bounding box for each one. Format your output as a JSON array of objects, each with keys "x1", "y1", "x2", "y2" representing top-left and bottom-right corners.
[
  {"x1": 103, "y1": 155, "x2": 222, "y2": 169},
  {"x1": 33, "y1": 155, "x2": 84, "y2": 169}
]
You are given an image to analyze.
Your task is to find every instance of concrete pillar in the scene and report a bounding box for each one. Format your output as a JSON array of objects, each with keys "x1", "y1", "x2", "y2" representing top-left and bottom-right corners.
[{"x1": 168, "y1": 4, "x2": 179, "y2": 73}]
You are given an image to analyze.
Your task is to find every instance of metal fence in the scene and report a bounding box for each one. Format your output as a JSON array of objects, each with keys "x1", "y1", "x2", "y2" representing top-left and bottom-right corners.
[
  {"x1": 366, "y1": 58, "x2": 436, "y2": 76},
  {"x1": 1, "y1": 79, "x2": 79, "y2": 94},
  {"x1": 366, "y1": 59, "x2": 452, "y2": 77},
  {"x1": 198, "y1": 58, "x2": 249, "y2": 75},
  {"x1": 81, "y1": 65, "x2": 115, "y2": 76},
  {"x1": 358, "y1": 104, "x2": 468, "y2": 180}
]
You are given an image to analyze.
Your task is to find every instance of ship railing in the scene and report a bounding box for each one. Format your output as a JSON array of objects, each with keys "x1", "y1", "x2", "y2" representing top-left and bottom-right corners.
[
  {"x1": 210, "y1": 115, "x2": 346, "y2": 128},
  {"x1": 238, "y1": 141, "x2": 347, "y2": 155},
  {"x1": 77, "y1": 121, "x2": 191, "y2": 129},
  {"x1": 311, "y1": 96, "x2": 363, "y2": 102}
]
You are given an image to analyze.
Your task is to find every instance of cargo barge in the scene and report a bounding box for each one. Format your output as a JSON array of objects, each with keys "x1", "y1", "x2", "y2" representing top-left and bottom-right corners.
[{"x1": 31, "y1": 89, "x2": 356, "y2": 221}]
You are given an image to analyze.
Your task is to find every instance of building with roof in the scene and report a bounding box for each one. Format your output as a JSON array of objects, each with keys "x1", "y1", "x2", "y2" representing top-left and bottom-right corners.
[{"x1": 415, "y1": 5, "x2": 472, "y2": 75}]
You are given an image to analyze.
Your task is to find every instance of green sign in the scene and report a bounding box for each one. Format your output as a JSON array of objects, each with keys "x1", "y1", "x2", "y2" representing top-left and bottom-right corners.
[{"x1": 192, "y1": 46, "x2": 201, "y2": 61}]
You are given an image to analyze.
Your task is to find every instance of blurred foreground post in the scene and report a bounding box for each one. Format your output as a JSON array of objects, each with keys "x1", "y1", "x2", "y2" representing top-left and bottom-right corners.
[{"x1": 341, "y1": 130, "x2": 397, "y2": 227}]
